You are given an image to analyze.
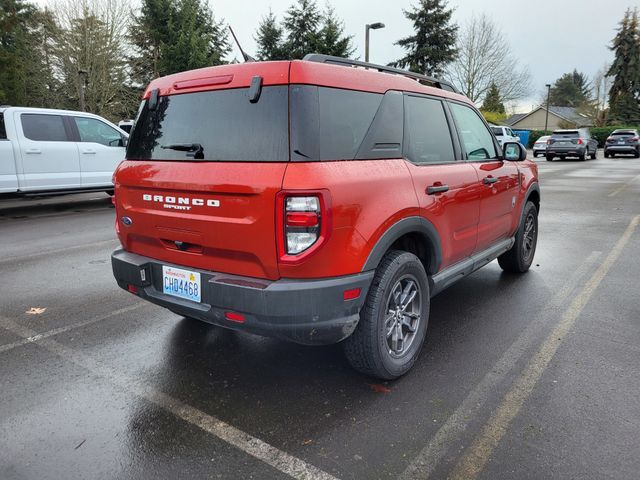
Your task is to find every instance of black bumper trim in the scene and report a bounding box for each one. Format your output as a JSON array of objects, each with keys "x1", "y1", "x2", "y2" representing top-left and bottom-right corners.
[{"x1": 111, "y1": 249, "x2": 374, "y2": 345}]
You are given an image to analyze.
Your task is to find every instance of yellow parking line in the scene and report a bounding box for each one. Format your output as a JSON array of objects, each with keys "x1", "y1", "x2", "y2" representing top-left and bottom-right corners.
[{"x1": 447, "y1": 214, "x2": 640, "y2": 480}]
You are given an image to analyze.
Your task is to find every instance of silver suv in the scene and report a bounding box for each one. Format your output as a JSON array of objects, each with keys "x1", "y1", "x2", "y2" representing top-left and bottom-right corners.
[{"x1": 545, "y1": 128, "x2": 598, "y2": 161}]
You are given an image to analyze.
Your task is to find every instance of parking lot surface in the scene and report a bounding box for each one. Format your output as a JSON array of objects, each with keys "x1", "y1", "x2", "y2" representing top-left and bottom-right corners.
[{"x1": 1, "y1": 155, "x2": 639, "y2": 479}]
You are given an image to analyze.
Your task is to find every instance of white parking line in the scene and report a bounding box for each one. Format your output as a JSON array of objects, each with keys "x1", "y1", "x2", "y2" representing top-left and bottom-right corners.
[
  {"x1": 398, "y1": 250, "x2": 602, "y2": 480},
  {"x1": 0, "y1": 302, "x2": 146, "y2": 354},
  {"x1": 0, "y1": 314, "x2": 340, "y2": 480},
  {"x1": 448, "y1": 214, "x2": 639, "y2": 480},
  {"x1": 608, "y1": 173, "x2": 640, "y2": 197}
]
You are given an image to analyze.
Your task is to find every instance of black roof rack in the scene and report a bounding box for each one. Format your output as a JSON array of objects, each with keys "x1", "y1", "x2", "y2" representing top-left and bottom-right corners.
[{"x1": 303, "y1": 54, "x2": 459, "y2": 93}]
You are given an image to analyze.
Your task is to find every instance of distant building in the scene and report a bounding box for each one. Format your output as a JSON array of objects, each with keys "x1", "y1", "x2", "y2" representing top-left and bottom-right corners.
[{"x1": 505, "y1": 106, "x2": 593, "y2": 130}]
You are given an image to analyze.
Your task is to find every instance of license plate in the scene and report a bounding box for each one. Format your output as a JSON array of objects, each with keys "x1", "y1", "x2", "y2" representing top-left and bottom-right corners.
[
  {"x1": 619, "y1": 140, "x2": 625, "y2": 144},
  {"x1": 162, "y1": 266, "x2": 201, "y2": 302}
]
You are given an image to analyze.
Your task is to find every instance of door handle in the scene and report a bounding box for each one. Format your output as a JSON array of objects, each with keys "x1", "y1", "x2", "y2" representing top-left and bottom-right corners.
[
  {"x1": 483, "y1": 176, "x2": 498, "y2": 185},
  {"x1": 82, "y1": 150, "x2": 97, "y2": 155},
  {"x1": 25, "y1": 148, "x2": 41, "y2": 154},
  {"x1": 426, "y1": 184, "x2": 449, "y2": 195}
]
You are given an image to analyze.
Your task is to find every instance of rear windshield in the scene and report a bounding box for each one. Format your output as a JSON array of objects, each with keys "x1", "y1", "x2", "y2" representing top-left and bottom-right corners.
[
  {"x1": 491, "y1": 127, "x2": 503, "y2": 136},
  {"x1": 0, "y1": 113, "x2": 5, "y2": 139},
  {"x1": 126, "y1": 86, "x2": 289, "y2": 161},
  {"x1": 611, "y1": 131, "x2": 636, "y2": 137},
  {"x1": 552, "y1": 131, "x2": 579, "y2": 138}
]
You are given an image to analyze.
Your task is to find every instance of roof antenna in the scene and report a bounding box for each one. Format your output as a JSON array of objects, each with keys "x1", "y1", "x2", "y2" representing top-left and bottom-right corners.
[{"x1": 229, "y1": 26, "x2": 256, "y2": 63}]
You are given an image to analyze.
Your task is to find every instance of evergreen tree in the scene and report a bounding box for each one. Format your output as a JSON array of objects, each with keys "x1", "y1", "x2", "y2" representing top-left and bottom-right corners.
[
  {"x1": 480, "y1": 82, "x2": 505, "y2": 113},
  {"x1": 0, "y1": 0, "x2": 59, "y2": 107},
  {"x1": 130, "y1": 0, "x2": 229, "y2": 84},
  {"x1": 607, "y1": 8, "x2": 640, "y2": 124},
  {"x1": 315, "y1": 5, "x2": 354, "y2": 57},
  {"x1": 282, "y1": 0, "x2": 322, "y2": 59},
  {"x1": 390, "y1": 0, "x2": 458, "y2": 77},
  {"x1": 255, "y1": 9, "x2": 285, "y2": 60},
  {"x1": 548, "y1": 70, "x2": 592, "y2": 107}
]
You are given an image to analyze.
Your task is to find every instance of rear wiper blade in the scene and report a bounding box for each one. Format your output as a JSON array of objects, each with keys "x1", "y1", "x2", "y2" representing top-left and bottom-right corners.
[
  {"x1": 161, "y1": 143, "x2": 204, "y2": 159},
  {"x1": 161, "y1": 143, "x2": 203, "y2": 152}
]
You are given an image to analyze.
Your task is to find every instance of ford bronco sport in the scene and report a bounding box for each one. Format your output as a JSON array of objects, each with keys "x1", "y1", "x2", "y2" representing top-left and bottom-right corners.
[{"x1": 111, "y1": 55, "x2": 540, "y2": 379}]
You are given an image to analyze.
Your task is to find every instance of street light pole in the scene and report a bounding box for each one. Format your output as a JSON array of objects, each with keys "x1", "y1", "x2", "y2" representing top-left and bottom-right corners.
[
  {"x1": 365, "y1": 22, "x2": 385, "y2": 63},
  {"x1": 544, "y1": 83, "x2": 551, "y2": 132}
]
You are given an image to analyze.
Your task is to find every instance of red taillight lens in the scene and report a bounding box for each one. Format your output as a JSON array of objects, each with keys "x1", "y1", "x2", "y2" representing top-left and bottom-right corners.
[
  {"x1": 127, "y1": 284, "x2": 138, "y2": 294},
  {"x1": 343, "y1": 288, "x2": 361, "y2": 301},
  {"x1": 224, "y1": 311, "x2": 245, "y2": 323},
  {"x1": 631, "y1": 137, "x2": 640, "y2": 142},
  {"x1": 576, "y1": 138, "x2": 583, "y2": 145},
  {"x1": 285, "y1": 211, "x2": 319, "y2": 228}
]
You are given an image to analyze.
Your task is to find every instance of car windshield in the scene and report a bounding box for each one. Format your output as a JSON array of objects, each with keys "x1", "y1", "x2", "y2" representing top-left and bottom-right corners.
[{"x1": 491, "y1": 127, "x2": 503, "y2": 136}]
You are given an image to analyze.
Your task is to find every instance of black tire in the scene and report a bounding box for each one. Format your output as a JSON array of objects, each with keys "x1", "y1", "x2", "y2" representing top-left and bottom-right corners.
[
  {"x1": 634, "y1": 150, "x2": 640, "y2": 158},
  {"x1": 545, "y1": 154, "x2": 553, "y2": 161},
  {"x1": 579, "y1": 150, "x2": 586, "y2": 161},
  {"x1": 604, "y1": 151, "x2": 609, "y2": 158},
  {"x1": 498, "y1": 201, "x2": 538, "y2": 273},
  {"x1": 343, "y1": 250, "x2": 429, "y2": 380},
  {"x1": 590, "y1": 149, "x2": 597, "y2": 160}
]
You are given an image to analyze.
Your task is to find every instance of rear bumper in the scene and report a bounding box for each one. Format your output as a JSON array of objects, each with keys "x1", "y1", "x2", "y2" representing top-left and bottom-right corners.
[
  {"x1": 546, "y1": 146, "x2": 587, "y2": 157},
  {"x1": 605, "y1": 145, "x2": 639, "y2": 154},
  {"x1": 111, "y1": 249, "x2": 373, "y2": 345}
]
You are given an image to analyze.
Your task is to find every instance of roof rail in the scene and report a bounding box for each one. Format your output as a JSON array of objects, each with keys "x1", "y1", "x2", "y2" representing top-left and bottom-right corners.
[{"x1": 303, "y1": 54, "x2": 459, "y2": 93}]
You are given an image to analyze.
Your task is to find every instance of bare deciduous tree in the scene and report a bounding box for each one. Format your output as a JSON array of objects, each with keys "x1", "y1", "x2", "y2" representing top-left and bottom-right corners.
[
  {"x1": 592, "y1": 64, "x2": 612, "y2": 125},
  {"x1": 52, "y1": 0, "x2": 136, "y2": 120},
  {"x1": 448, "y1": 14, "x2": 531, "y2": 105}
]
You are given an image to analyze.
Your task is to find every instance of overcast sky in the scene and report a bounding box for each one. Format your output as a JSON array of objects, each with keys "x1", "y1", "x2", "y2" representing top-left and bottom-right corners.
[
  {"x1": 214, "y1": 0, "x2": 631, "y2": 112},
  {"x1": 36, "y1": 0, "x2": 633, "y2": 112}
]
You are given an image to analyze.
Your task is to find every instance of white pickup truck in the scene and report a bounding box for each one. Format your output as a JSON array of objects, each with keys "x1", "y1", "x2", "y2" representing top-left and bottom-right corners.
[{"x1": 0, "y1": 106, "x2": 128, "y2": 195}]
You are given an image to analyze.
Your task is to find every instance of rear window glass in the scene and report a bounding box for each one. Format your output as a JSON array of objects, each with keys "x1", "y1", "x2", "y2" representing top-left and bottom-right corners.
[
  {"x1": 611, "y1": 131, "x2": 636, "y2": 136},
  {"x1": 552, "y1": 131, "x2": 579, "y2": 138},
  {"x1": 0, "y1": 113, "x2": 6, "y2": 139},
  {"x1": 21, "y1": 114, "x2": 68, "y2": 141},
  {"x1": 290, "y1": 85, "x2": 382, "y2": 161},
  {"x1": 127, "y1": 86, "x2": 289, "y2": 162}
]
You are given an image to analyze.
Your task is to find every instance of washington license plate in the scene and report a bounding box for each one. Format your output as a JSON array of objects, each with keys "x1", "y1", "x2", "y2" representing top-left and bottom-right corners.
[{"x1": 162, "y1": 266, "x2": 201, "y2": 302}]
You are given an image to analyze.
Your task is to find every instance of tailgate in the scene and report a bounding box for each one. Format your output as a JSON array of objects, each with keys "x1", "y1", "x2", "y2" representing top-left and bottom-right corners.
[{"x1": 115, "y1": 160, "x2": 287, "y2": 280}]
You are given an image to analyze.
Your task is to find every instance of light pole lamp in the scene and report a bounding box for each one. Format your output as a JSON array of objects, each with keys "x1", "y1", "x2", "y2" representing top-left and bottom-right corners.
[
  {"x1": 544, "y1": 83, "x2": 551, "y2": 132},
  {"x1": 365, "y1": 22, "x2": 385, "y2": 63}
]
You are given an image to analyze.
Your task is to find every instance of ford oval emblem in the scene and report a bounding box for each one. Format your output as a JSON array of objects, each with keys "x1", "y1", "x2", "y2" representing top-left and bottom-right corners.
[{"x1": 121, "y1": 216, "x2": 133, "y2": 226}]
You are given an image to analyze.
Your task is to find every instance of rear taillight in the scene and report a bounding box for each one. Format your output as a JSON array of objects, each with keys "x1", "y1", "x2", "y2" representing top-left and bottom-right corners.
[
  {"x1": 606, "y1": 136, "x2": 615, "y2": 143},
  {"x1": 546, "y1": 139, "x2": 552, "y2": 145},
  {"x1": 576, "y1": 138, "x2": 583, "y2": 145},
  {"x1": 631, "y1": 137, "x2": 640, "y2": 142},
  {"x1": 277, "y1": 191, "x2": 331, "y2": 262},
  {"x1": 285, "y1": 196, "x2": 320, "y2": 254}
]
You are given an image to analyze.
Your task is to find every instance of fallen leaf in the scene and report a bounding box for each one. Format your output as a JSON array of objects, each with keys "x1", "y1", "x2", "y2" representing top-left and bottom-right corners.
[
  {"x1": 302, "y1": 439, "x2": 313, "y2": 446},
  {"x1": 26, "y1": 307, "x2": 46, "y2": 315},
  {"x1": 368, "y1": 383, "x2": 391, "y2": 394}
]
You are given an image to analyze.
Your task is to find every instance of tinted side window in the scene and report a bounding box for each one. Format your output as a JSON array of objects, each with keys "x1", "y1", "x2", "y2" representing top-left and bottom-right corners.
[
  {"x1": 0, "y1": 113, "x2": 6, "y2": 139},
  {"x1": 290, "y1": 85, "x2": 383, "y2": 161},
  {"x1": 404, "y1": 95, "x2": 455, "y2": 164},
  {"x1": 73, "y1": 117, "x2": 122, "y2": 147},
  {"x1": 21, "y1": 114, "x2": 68, "y2": 142},
  {"x1": 449, "y1": 103, "x2": 497, "y2": 160}
]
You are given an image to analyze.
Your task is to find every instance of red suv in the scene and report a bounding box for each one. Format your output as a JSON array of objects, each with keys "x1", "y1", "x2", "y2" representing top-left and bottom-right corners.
[{"x1": 111, "y1": 55, "x2": 540, "y2": 379}]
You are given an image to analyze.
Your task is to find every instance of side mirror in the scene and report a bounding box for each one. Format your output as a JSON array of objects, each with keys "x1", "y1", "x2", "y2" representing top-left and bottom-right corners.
[{"x1": 503, "y1": 141, "x2": 527, "y2": 161}]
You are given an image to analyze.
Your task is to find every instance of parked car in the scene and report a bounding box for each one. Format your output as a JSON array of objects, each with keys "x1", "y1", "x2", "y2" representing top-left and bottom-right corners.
[
  {"x1": 118, "y1": 120, "x2": 134, "y2": 134},
  {"x1": 111, "y1": 55, "x2": 540, "y2": 380},
  {"x1": 532, "y1": 135, "x2": 550, "y2": 157},
  {"x1": 491, "y1": 125, "x2": 520, "y2": 147},
  {"x1": 0, "y1": 107, "x2": 128, "y2": 195},
  {"x1": 545, "y1": 128, "x2": 597, "y2": 161},
  {"x1": 604, "y1": 129, "x2": 640, "y2": 158}
]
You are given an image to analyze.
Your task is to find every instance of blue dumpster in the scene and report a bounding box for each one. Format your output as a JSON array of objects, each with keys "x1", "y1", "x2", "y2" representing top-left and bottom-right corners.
[{"x1": 513, "y1": 130, "x2": 530, "y2": 147}]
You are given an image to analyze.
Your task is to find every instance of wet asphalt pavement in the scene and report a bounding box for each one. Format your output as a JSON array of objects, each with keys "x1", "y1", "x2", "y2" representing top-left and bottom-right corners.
[{"x1": 1, "y1": 154, "x2": 639, "y2": 480}]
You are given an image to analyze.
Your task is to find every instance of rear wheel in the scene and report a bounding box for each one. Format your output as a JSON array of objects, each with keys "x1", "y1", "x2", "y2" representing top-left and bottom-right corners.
[
  {"x1": 579, "y1": 150, "x2": 587, "y2": 161},
  {"x1": 343, "y1": 250, "x2": 429, "y2": 380},
  {"x1": 498, "y1": 201, "x2": 538, "y2": 273},
  {"x1": 545, "y1": 154, "x2": 553, "y2": 161},
  {"x1": 634, "y1": 149, "x2": 640, "y2": 158},
  {"x1": 604, "y1": 151, "x2": 609, "y2": 158},
  {"x1": 590, "y1": 149, "x2": 597, "y2": 160}
]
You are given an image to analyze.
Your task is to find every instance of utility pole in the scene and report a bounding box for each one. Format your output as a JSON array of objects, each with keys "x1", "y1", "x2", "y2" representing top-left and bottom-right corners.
[
  {"x1": 365, "y1": 22, "x2": 385, "y2": 62},
  {"x1": 544, "y1": 83, "x2": 551, "y2": 132},
  {"x1": 78, "y1": 69, "x2": 88, "y2": 112}
]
